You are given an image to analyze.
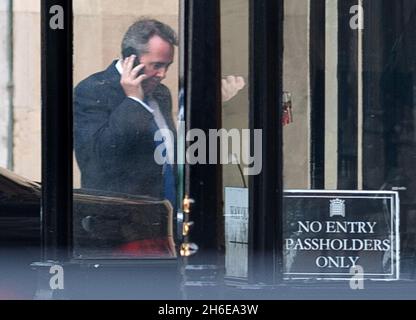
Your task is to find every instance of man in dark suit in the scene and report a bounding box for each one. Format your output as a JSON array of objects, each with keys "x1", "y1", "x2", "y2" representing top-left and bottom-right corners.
[{"x1": 74, "y1": 19, "x2": 178, "y2": 209}]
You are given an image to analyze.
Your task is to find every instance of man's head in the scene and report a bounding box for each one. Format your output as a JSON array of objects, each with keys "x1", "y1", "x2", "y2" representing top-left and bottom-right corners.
[{"x1": 121, "y1": 19, "x2": 178, "y2": 94}]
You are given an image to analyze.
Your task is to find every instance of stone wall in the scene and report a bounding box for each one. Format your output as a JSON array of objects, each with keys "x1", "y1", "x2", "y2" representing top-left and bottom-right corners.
[
  {"x1": 0, "y1": 0, "x2": 10, "y2": 168},
  {"x1": 13, "y1": 0, "x2": 41, "y2": 180}
]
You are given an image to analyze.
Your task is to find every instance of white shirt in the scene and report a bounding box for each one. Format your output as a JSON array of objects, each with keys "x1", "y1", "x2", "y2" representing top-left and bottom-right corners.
[{"x1": 115, "y1": 60, "x2": 175, "y2": 165}]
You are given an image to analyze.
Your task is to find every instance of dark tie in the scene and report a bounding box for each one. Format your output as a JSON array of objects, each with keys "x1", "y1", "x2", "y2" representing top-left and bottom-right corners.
[{"x1": 163, "y1": 157, "x2": 176, "y2": 211}]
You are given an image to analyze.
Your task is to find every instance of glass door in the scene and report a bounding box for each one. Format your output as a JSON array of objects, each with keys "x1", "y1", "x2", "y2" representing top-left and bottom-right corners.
[{"x1": 72, "y1": 0, "x2": 181, "y2": 261}]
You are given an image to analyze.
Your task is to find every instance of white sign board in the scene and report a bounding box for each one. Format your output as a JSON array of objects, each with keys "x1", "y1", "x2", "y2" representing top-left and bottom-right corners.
[{"x1": 224, "y1": 187, "x2": 249, "y2": 279}]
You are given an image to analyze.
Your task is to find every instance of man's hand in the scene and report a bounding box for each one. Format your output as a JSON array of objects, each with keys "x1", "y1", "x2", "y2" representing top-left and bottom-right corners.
[
  {"x1": 222, "y1": 75, "x2": 246, "y2": 102},
  {"x1": 120, "y1": 55, "x2": 148, "y2": 100}
]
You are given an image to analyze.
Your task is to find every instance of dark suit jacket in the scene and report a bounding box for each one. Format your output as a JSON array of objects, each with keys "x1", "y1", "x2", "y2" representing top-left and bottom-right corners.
[{"x1": 74, "y1": 61, "x2": 177, "y2": 199}]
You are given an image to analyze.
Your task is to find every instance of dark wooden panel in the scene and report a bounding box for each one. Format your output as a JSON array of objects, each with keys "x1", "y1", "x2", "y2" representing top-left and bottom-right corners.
[
  {"x1": 338, "y1": 0, "x2": 358, "y2": 190},
  {"x1": 310, "y1": 0, "x2": 326, "y2": 189}
]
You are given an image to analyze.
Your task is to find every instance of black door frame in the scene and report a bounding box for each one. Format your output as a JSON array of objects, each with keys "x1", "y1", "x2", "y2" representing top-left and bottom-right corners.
[
  {"x1": 41, "y1": 0, "x2": 73, "y2": 262},
  {"x1": 248, "y1": 0, "x2": 284, "y2": 285},
  {"x1": 182, "y1": 0, "x2": 223, "y2": 260},
  {"x1": 310, "y1": 0, "x2": 326, "y2": 189}
]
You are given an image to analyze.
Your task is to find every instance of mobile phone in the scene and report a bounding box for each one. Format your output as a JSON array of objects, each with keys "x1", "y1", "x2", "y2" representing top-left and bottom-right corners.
[{"x1": 122, "y1": 47, "x2": 145, "y2": 76}]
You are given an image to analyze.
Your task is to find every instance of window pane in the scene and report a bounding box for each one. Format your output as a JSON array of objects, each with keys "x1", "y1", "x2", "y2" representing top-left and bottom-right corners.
[
  {"x1": 72, "y1": 0, "x2": 180, "y2": 259},
  {"x1": 221, "y1": 0, "x2": 250, "y2": 280}
]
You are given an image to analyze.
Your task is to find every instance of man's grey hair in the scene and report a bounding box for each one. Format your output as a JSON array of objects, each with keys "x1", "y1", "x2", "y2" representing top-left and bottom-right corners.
[{"x1": 121, "y1": 18, "x2": 178, "y2": 58}]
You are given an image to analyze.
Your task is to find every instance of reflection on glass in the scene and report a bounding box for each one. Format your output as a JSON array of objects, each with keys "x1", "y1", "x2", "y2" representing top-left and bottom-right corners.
[{"x1": 73, "y1": 0, "x2": 180, "y2": 259}]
